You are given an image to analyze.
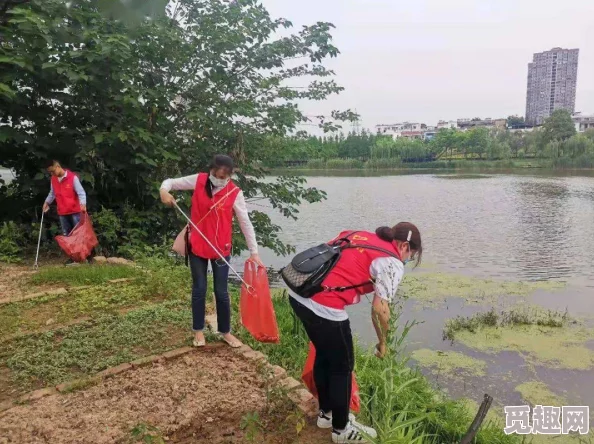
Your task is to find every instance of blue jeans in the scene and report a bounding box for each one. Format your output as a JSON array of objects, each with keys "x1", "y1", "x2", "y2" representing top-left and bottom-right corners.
[
  {"x1": 189, "y1": 252, "x2": 231, "y2": 334},
  {"x1": 59, "y1": 213, "x2": 81, "y2": 236}
]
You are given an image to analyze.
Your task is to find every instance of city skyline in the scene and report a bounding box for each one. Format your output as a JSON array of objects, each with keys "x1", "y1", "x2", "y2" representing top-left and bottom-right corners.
[{"x1": 260, "y1": 0, "x2": 593, "y2": 132}]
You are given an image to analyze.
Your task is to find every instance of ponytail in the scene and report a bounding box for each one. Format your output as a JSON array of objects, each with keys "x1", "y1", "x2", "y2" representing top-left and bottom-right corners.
[
  {"x1": 375, "y1": 226, "x2": 394, "y2": 242},
  {"x1": 376, "y1": 222, "x2": 423, "y2": 266}
]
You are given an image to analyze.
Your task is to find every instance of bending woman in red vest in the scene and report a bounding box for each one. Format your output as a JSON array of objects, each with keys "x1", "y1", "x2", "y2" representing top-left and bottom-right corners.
[
  {"x1": 289, "y1": 223, "x2": 422, "y2": 444},
  {"x1": 159, "y1": 155, "x2": 264, "y2": 348}
]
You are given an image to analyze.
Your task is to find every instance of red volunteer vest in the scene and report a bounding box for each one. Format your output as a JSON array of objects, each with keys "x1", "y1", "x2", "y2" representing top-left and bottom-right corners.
[
  {"x1": 189, "y1": 173, "x2": 240, "y2": 259},
  {"x1": 311, "y1": 231, "x2": 402, "y2": 310},
  {"x1": 51, "y1": 170, "x2": 81, "y2": 216}
]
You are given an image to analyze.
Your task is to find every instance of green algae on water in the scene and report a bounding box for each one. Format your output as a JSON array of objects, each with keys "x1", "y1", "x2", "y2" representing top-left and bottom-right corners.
[
  {"x1": 456, "y1": 324, "x2": 594, "y2": 370},
  {"x1": 411, "y1": 348, "x2": 487, "y2": 377},
  {"x1": 515, "y1": 381, "x2": 566, "y2": 407},
  {"x1": 399, "y1": 272, "x2": 565, "y2": 308}
]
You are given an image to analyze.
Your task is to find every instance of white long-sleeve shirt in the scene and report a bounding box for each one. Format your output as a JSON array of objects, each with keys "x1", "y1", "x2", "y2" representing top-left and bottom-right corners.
[{"x1": 160, "y1": 174, "x2": 258, "y2": 255}]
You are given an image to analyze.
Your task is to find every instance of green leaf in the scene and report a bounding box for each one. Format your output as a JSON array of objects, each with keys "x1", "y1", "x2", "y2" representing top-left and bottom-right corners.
[
  {"x1": 118, "y1": 132, "x2": 128, "y2": 142},
  {"x1": 94, "y1": 133, "x2": 104, "y2": 144},
  {"x1": 0, "y1": 57, "x2": 31, "y2": 70},
  {"x1": 0, "y1": 83, "x2": 16, "y2": 98}
]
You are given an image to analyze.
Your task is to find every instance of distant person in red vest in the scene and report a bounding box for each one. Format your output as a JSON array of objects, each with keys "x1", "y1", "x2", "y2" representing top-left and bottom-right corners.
[
  {"x1": 42, "y1": 160, "x2": 88, "y2": 265},
  {"x1": 289, "y1": 223, "x2": 422, "y2": 443},
  {"x1": 159, "y1": 155, "x2": 264, "y2": 349}
]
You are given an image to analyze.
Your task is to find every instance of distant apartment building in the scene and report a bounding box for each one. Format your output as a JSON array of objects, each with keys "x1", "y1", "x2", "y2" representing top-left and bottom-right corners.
[
  {"x1": 572, "y1": 112, "x2": 594, "y2": 133},
  {"x1": 525, "y1": 48, "x2": 579, "y2": 126}
]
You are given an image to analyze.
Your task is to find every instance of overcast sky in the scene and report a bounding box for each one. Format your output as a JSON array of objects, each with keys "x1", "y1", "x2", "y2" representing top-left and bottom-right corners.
[{"x1": 261, "y1": 0, "x2": 594, "y2": 131}]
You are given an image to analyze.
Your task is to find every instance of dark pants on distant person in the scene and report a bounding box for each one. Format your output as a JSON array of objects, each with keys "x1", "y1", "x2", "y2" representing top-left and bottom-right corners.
[
  {"x1": 59, "y1": 212, "x2": 81, "y2": 236},
  {"x1": 289, "y1": 297, "x2": 354, "y2": 431},
  {"x1": 189, "y1": 252, "x2": 231, "y2": 334}
]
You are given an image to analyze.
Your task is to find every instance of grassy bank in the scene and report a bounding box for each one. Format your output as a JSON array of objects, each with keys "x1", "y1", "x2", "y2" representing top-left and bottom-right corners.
[
  {"x1": 274, "y1": 157, "x2": 594, "y2": 172},
  {"x1": 0, "y1": 260, "x2": 198, "y2": 394},
  {"x1": 1, "y1": 260, "x2": 518, "y2": 442},
  {"x1": 234, "y1": 290, "x2": 518, "y2": 444}
]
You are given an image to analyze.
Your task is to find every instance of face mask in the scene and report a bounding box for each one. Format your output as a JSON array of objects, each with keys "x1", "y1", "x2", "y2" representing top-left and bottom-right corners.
[
  {"x1": 209, "y1": 174, "x2": 229, "y2": 188},
  {"x1": 402, "y1": 258, "x2": 411, "y2": 266}
]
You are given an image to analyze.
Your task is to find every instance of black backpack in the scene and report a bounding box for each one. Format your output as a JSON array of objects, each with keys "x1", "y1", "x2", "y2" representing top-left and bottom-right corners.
[{"x1": 280, "y1": 231, "x2": 400, "y2": 298}]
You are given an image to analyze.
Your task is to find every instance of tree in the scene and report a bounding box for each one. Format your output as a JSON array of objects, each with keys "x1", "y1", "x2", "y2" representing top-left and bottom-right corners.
[
  {"x1": 563, "y1": 135, "x2": 594, "y2": 158},
  {"x1": 542, "y1": 110, "x2": 577, "y2": 147},
  {"x1": 0, "y1": 0, "x2": 169, "y2": 25},
  {"x1": 0, "y1": 0, "x2": 356, "y2": 256},
  {"x1": 507, "y1": 115, "x2": 525, "y2": 128},
  {"x1": 433, "y1": 128, "x2": 459, "y2": 158},
  {"x1": 464, "y1": 128, "x2": 489, "y2": 159}
]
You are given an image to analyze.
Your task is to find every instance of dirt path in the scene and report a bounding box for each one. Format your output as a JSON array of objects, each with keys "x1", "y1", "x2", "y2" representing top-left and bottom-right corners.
[
  {"x1": 0, "y1": 345, "x2": 328, "y2": 444},
  {"x1": 0, "y1": 264, "x2": 39, "y2": 300}
]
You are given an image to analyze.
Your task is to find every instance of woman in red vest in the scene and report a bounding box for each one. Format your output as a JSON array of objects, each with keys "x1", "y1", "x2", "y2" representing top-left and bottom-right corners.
[
  {"x1": 159, "y1": 155, "x2": 264, "y2": 348},
  {"x1": 289, "y1": 223, "x2": 422, "y2": 443},
  {"x1": 42, "y1": 160, "x2": 87, "y2": 237}
]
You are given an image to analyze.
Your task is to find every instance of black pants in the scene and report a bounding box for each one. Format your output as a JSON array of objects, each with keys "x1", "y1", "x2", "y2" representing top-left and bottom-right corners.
[
  {"x1": 188, "y1": 252, "x2": 231, "y2": 333},
  {"x1": 290, "y1": 297, "x2": 354, "y2": 430}
]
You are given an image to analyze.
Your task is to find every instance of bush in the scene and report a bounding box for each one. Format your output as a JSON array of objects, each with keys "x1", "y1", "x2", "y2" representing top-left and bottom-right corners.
[
  {"x1": 91, "y1": 205, "x2": 177, "y2": 259},
  {"x1": 93, "y1": 207, "x2": 122, "y2": 257},
  {"x1": 365, "y1": 158, "x2": 402, "y2": 169},
  {"x1": 553, "y1": 154, "x2": 594, "y2": 169},
  {"x1": 325, "y1": 158, "x2": 364, "y2": 169},
  {"x1": 0, "y1": 221, "x2": 25, "y2": 262},
  {"x1": 305, "y1": 159, "x2": 327, "y2": 169}
]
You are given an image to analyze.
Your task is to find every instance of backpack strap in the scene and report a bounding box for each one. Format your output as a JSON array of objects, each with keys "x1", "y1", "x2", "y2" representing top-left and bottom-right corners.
[
  {"x1": 329, "y1": 230, "x2": 360, "y2": 247},
  {"x1": 322, "y1": 243, "x2": 400, "y2": 293}
]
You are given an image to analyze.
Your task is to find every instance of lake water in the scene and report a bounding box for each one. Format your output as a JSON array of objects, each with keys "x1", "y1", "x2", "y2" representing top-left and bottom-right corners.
[{"x1": 239, "y1": 171, "x2": 594, "y2": 418}]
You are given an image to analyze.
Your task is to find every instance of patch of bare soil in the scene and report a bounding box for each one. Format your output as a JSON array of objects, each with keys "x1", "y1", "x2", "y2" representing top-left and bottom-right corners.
[
  {"x1": 0, "y1": 347, "x2": 277, "y2": 443},
  {"x1": 0, "y1": 367, "x2": 23, "y2": 405},
  {"x1": 0, "y1": 264, "x2": 60, "y2": 303},
  {"x1": 0, "y1": 264, "x2": 35, "y2": 300}
]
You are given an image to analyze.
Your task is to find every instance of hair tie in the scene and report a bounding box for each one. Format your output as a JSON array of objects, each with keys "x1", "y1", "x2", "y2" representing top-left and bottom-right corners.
[{"x1": 407, "y1": 230, "x2": 412, "y2": 242}]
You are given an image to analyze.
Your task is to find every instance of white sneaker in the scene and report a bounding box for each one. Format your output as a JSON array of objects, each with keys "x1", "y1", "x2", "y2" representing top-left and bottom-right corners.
[
  {"x1": 332, "y1": 418, "x2": 377, "y2": 443},
  {"x1": 317, "y1": 410, "x2": 333, "y2": 429}
]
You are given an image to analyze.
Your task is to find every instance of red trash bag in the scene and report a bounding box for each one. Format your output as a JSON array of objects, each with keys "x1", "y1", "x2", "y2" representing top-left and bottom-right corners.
[
  {"x1": 302, "y1": 342, "x2": 361, "y2": 413},
  {"x1": 55, "y1": 213, "x2": 99, "y2": 262},
  {"x1": 240, "y1": 260, "x2": 280, "y2": 343}
]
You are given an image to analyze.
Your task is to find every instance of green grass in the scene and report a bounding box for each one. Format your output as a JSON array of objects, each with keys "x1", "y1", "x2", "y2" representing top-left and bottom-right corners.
[
  {"x1": 443, "y1": 307, "x2": 571, "y2": 342},
  {"x1": 233, "y1": 290, "x2": 519, "y2": 444},
  {"x1": 0, "y1": 300, "x2": 194, "y2": 389},
  {"x1": 30, "y1": 264, "x2": 143, "y2": 287},
  {"x1": 0, "y1": 259, "x2": 193, "y2": 339},
  {"x1": 0, "y1": 283, "x2": 178, "y2": 339}
]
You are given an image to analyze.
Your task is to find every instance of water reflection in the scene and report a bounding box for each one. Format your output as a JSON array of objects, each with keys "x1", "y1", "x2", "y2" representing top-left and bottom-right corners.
[{"x1": 512, "y1": 179, "x2": 573, "y2": 281}]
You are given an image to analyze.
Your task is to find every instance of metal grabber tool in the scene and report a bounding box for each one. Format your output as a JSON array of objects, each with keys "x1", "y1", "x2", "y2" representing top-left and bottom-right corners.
[{"x1": 33, "y1": 210, "x2": 44, "y2": 270}]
